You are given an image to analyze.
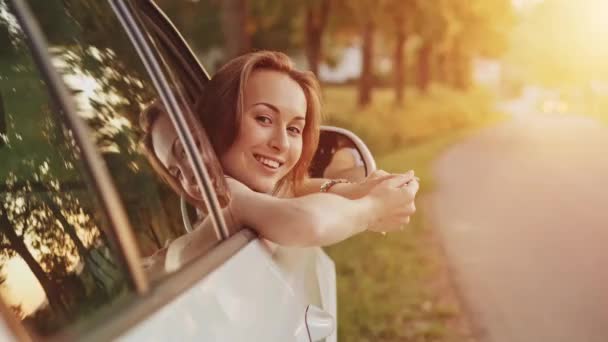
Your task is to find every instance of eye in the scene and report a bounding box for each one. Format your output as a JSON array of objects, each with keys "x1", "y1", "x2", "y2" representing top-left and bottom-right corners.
[
  {"x1": 255, "y1": 115, "x2": 272, "y2": 125},
  {"x1": 287, "y1": 126, "x2": 302, "y2": 135}
]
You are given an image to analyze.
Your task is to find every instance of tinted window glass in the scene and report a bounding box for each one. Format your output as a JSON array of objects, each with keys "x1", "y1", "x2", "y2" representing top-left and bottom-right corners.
[
  {"x1": 0, "y1": 3, "x2": 130, "y2": 337},
  {"x1": 29, "y1": 0, "x2": 220, "y2": 281}
]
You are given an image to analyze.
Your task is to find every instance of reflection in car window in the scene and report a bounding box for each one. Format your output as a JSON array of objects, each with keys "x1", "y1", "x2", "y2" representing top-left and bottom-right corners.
[
  {"x1": 0, "y1": 4, "x2": 130, "y2": 337},
  {"x1": 30, "y1": 0, "x2": 220, "y2": 281}
]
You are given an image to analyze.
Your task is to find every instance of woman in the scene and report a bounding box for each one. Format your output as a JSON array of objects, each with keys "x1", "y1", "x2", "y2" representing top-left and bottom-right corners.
[{"x1": 141, "y1": 51, "x2": 419, "y2": 269}]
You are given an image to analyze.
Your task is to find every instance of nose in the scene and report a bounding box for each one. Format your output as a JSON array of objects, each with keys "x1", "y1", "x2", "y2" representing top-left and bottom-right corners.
[{"x1": 269, "y1": 126, "x2": 289, "y2": 152}]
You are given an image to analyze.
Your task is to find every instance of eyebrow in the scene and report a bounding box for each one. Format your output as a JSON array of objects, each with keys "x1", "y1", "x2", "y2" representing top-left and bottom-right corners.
[{"x1": 253, "y1": 102, "x2": 306, "y2": 121}]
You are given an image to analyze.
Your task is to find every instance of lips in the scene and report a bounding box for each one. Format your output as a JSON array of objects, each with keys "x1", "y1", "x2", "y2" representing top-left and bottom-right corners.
[{"x1": 253, "y1": 153, "x2": 284, "y2": 170}]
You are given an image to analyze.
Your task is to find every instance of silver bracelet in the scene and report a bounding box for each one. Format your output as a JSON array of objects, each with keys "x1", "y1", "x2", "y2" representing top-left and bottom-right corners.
[{"x1": 319, "y1": 178, "x2": 350, "y2": 193}]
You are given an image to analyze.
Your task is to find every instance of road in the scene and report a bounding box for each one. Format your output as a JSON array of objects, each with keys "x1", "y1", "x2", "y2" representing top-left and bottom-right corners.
[{"x1": 430, "y1": 111, "x2": 608, "y2": 342}]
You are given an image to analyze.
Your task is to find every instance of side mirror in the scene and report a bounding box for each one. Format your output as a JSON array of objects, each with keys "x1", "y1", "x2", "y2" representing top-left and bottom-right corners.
[{"x1": 309, "y1": 126, "x2": 376, "y2": 182}]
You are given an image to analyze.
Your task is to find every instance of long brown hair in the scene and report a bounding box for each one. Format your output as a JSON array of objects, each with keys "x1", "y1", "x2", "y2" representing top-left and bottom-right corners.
[{"x1": 196, "y1": 51, "x2": 322, "y2": 194}]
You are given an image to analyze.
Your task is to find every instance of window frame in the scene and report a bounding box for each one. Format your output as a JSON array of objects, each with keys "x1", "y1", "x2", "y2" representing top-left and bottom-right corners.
[
  {"x1": 109, "y1": 0, "x2": 231, "y2": 240},
  {"x1": 3, "y1": 0, "x2": 256, "y2": 340}
]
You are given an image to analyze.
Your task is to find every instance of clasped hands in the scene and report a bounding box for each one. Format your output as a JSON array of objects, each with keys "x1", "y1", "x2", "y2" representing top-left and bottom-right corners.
[{"x1": 360, "y1": 169, "x2": 419, "y2": 233}]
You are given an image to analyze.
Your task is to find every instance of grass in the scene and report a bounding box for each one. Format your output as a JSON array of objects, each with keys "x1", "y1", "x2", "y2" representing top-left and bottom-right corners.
[{"x1": 322, "y1": 85, "x2": 504, "y2": 341}]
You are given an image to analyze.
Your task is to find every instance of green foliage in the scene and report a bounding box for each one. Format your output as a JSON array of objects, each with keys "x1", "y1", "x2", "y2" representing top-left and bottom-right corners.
[
  {"x1": 155, "y1": 0, "x2": 224, "y2": 52},
  {"x1": 323, "y1": 84, "x2": 503, "y2": 155},
  {"x1": 323, "y1": 85, "x2": 500, "y2": 341}
]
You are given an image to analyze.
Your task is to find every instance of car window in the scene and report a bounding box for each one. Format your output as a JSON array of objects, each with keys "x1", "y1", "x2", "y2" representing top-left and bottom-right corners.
[
  {"x1": 0, "y1": 4, "x2": 132, "y2": 337},
  {"x1": 27, "y1": 0, "x2": 223, "y2": 282},
  {"x1": 131, "y1": 0, "x2": 231, "y2": 216}
]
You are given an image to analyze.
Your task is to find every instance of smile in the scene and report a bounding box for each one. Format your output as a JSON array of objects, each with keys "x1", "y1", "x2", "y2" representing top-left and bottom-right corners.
[{"x1": 253, "y1": 153, "x2": 284, "y2": 169}]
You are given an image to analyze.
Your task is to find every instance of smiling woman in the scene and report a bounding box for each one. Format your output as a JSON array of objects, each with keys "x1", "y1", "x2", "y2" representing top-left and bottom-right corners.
[
  {"x1": 219, "y1": 69, "x2": 308, "y2": 194},
  {"x1": 197, "y1": 51, "x2": 321, "y2": 196},
  {"x1": 138, "y1": 50, "x2": 420, "y2": 271}
]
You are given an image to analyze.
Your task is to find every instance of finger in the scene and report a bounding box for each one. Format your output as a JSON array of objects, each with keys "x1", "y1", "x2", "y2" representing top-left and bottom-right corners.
[
  {"x1": 405, "y1": 179, "x2": 420, "y2": 195},
  {"x1": 404, "y1": 202, "x2": 416, "y2": 215},
  {"x1": 372, "y1": 169, "x2": 390, "y2": 177},
  {"x1": 393, "y1": 171, "x2": 416, "y2": 187},
  {"x1": 383, "y1": 175, "x2": 412, "y2": 188},
  {"x1": 369, "y1": 170, "x2": 391, "y2": 182}
]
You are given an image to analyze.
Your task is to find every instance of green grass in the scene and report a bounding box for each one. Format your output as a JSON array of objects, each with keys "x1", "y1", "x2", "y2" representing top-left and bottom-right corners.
[{"x1": 323, "y1": 85, "x2": 504, "y2": 341}]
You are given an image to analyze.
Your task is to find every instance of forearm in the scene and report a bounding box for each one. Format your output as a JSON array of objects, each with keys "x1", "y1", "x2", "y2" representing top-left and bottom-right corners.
[
  {"x1": 236, "y1": 190, "x2": 375, "y2": 247},
  {"x1": 295, "y1": 177, "x2": 367, "y2": 199}
]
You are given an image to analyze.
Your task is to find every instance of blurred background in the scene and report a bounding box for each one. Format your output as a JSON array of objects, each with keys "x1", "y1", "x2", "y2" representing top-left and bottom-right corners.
[
  {"x1": 153, "y1": 0, "x2": 608, "y2": 341},
  {"x1": 2, "y1": 0, "x2": 608, "y2": 340}
]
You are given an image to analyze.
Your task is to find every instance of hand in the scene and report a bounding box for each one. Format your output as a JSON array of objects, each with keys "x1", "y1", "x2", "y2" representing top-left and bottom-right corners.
[
  {"x1": 354, "y1": 169, "x2": 416, "y2": 197},
  {"x1": 366, "y1": 172, "x2": 419, "y2": 233}
]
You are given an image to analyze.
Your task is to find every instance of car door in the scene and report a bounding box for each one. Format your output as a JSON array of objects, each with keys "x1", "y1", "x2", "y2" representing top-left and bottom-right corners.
[
  {"x1": 1, "y1": 0, "x2": 336, "y2": 341},
  {"x1": 120, "y1": 1, "x2": 338, "y2": 340}
]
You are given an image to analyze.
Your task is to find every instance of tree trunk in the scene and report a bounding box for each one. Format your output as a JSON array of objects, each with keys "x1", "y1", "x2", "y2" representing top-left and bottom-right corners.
[
  {"x1": 417, "y1": 42, "x2": 432, "y2": 93},
  {"x1": 0, "y1": 214, "x2": 66, "y2": 314},
  {"x1": 435, "y1": 51, "x2": 450, "y2": 85},
  {"x1": 454, "y1": 53, "x2": 472, "y2": 90},
  {"x1": 220, "y1": 0, "x2": 250, "y2": 59},
  {"x1": 43, "y1": 198, "x2": 118, "y2": 290},
  {"x1": 358, "y1": 20, "x2": 375, "y2": 107},
  {"x1": 394, "y1": 28, "x2": 406, "y2": 105},
  {"x1": 305, "y1": 0, "x2": 330, "y2": 76}
]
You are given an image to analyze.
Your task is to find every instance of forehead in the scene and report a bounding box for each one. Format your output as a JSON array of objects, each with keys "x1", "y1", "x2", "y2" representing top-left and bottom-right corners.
[{"x1": 243, "y1": 69, "x2": 307, "y2": 118}]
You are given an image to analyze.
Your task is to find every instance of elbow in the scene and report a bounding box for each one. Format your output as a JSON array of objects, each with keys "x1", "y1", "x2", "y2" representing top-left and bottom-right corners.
[{"x1": 267, "y1": 201, "x2": 326, "y2": 247}]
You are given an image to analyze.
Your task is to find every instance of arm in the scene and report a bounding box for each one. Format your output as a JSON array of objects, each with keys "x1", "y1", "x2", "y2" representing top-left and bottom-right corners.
[
  {"x1": 295, "y1": 169, "x2": 416, "y2": 199},
  {"x1": 231, "y1": 181, "x2": 374, "y2": 247},
  {"x1": 162, "y1": 187, "x2": 374, "y2": 270},
  {"x1": 229, "y1": 175, "x2": 418, "y2": 247},
  {"x1": 295, "y1": 177, "x2": 368, "y2": 199},
  {"x1": 164, "y1": 174, "x2": 419, "y2": 268}
]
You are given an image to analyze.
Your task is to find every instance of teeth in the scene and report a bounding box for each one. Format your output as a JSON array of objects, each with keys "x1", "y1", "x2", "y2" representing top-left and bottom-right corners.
[{"x1": 255, "y1": 155, "x2": 281, "y2": 169}]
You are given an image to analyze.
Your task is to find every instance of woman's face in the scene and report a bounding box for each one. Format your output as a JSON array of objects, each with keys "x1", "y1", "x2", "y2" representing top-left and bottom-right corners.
[
  {"x1": 151, "y1": 114, "x2": 201, "y2": 201},
  {"x1": 221, "y1": 69, "x2": 307, "y2": 193}
]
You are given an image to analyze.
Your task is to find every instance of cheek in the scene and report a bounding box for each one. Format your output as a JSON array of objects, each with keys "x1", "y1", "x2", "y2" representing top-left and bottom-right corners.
[{"x1": 289, "y1": 138, "x2": 304, "y2": 164}]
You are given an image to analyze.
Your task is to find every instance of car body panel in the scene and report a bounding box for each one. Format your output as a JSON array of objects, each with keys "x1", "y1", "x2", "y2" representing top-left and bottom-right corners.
[{"x1": 120, "y1": 240, "x2": 336, "y2": 341}]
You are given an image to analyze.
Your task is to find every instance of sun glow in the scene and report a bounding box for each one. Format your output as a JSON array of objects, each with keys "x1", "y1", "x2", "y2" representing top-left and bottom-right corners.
[{"x1": 0, "y1": 257, "x2": 45, "y2": 317}]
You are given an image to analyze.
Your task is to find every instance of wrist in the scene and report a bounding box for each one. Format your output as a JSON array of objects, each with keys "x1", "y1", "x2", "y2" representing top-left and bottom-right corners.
[
  {"x1": 319, "y1": 178, "x2": 350, "y2": 193},
  {"x1": 356, "y1": 194, "x2": 380, "y2": 232}
]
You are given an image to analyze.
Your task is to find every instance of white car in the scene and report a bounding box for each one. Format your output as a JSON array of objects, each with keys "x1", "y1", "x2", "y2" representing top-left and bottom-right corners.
[{"x1": 0, "y1": 0, "x2": 375, "y2": 341}]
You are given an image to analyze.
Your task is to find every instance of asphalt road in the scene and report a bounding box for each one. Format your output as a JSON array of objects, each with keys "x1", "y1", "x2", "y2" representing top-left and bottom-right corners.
[{"x1": 430, "y1": 112, "x2": 608, "y2": 342}]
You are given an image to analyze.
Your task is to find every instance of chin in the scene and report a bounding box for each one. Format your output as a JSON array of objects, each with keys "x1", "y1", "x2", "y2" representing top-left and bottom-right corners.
[{"x1": 247, "y1": 179, "x2": 276, "y2": 194}]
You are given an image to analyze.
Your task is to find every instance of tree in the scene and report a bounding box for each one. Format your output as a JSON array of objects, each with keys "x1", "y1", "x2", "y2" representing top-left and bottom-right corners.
[
  {"x1": 332, "y1": 0, "x2": 387, "y2": 107},
  {"x1": 442, "y1": 0, "x2": 514, "y2": 89},
  {"x1": 220, "y1": 0, "x2": 251, "y2": 59},
  {"x1": 304, "y1": 0, "x2": 331, "y2": 76},
  {"x1": 0, "y1": 213, "x2": 67, "y2": 315},
  {"x1": 383, "y1": 0, "x2": 418, "y2": 104}
]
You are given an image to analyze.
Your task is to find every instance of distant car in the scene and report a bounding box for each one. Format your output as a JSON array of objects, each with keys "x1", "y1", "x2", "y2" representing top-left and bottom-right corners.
[
  {"x1": 541, "y1": 98, "x2": 568, "y2": 114},
  {"x1": 0, "y1": 0, "x2": 375, "y2": 341}
]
